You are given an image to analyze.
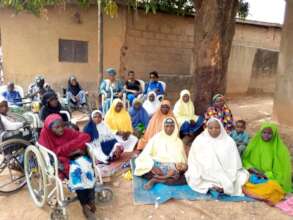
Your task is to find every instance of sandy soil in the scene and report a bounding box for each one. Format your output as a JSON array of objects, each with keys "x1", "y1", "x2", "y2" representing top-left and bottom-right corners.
[{"x1": 0, "y1": 95, "x2": 292, "y2": 220}]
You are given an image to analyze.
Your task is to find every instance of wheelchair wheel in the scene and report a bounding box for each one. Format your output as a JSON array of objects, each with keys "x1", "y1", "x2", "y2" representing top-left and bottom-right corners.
[
  {"x1": 24, "y1": 145, "x2": 48, "y2": 208},
  {"x1": 0, "y1": 139, "x2": 30, "y2": 194},
  {"x1": 96, "y1": 187, "x2": 113, "y2": 203}
]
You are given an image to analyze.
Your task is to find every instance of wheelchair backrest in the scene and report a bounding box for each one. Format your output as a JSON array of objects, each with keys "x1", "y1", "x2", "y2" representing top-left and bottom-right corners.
[
  {"x1": 59, "y1": 110, "x2": 71, "y2": 122},
  {"x1": 138, "y1": 79, "x2": 145, "y2": 92}
]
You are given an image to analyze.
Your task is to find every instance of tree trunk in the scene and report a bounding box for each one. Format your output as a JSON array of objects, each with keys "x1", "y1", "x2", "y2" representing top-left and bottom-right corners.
[{"x1": 192, "y1": 0, "x2": 239, "y2": 115}]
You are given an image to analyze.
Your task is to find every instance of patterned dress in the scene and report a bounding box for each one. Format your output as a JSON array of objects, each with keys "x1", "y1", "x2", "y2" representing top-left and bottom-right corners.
[{"x1": 204, "y1": 104, "x2": 234, "y2": 133}]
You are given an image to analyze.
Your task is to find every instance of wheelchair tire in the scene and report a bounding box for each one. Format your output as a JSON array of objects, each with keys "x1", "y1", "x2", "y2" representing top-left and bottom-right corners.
[
  {"x1": 24, "y1": 145, "x2": 48, "y2": 208},
  {"x1": 0, "y1": 138, "x2": 30, "y2": 194}
]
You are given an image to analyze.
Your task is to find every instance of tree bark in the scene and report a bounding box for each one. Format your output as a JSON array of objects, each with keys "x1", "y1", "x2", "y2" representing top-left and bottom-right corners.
[{"x1": 192, "y1": 0, "x2": 239, "y2": 114}]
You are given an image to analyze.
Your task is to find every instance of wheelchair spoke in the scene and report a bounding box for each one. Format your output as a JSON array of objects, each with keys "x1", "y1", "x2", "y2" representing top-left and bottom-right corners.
[{"x1": 0, "y1": 165, "x2": 26, "y2": 193}]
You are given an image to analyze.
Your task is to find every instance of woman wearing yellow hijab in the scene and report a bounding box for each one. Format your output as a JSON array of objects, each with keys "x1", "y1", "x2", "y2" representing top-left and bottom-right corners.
[
  {"x1": 105, "y1": 99, "x2": 138, "y2": 152},
  {"x1": 173, "y1": 90, "x2": 204, "y2": 139}
]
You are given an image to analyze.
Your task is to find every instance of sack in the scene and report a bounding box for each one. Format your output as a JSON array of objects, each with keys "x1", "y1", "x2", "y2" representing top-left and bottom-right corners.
[{"x1": 68, "y1": 156, "x2": 95, "y2": 191}]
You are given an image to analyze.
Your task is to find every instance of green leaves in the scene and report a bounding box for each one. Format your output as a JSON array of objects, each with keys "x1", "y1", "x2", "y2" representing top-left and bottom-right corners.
[
  {"x1": 0, "y1": 0, "x2": 248, "y2": 19},
  {"x1": 238, "y1": 0, "x2": 249, "y2": 19}
]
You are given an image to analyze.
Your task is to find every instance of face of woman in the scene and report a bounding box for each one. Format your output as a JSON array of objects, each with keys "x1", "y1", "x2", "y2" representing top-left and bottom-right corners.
[
  {"x1": 0, "y1": 101, "x2": 8, "y2": 115},
  {"x1": 208, "y1": 120, "x2": 221, "y2": 138},
  {"x1": 51, "y1": 120, "x2": 65, "y2": 136},
  {"x1": 109, "y1": 75, "x2": 116, "y2": 82},
  {"x1": 160, "y1": 104, "x2": 170, "y2": 115},
  {"x1": 92, "y1": 113, "x2": 102, "y2": 124},
  {"x1": 71, "y1": 79, "x2": 77, "y2": 86},
  {"x1": 214, "y1": 97, "x2": 225, "y2": 108},
  {"x1": 164, "y1": 123, "x2": 175, "y2": 136},
  {"x1": 134, "y1": 101, "x2": 141, "y2": 110},
  {"x1": 149, "y1": 94, "x2": 155, "y2": 102},
  {"x1": 48, "y1": 97, "x2": 59, "y2": 108},
  {"x1": 182, "y1": 94, "x2": 189, "y2": 103},
  {"x1": 261, "y1": 127, "x2": 273, "y2": 142},
  {"x1": 115, "y1": 102, "x2": 123, "y2": 113}
]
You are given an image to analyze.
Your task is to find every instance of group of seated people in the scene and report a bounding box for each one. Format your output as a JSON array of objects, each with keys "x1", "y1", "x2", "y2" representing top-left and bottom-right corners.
[
  {"x1": 0, "y1": 69, "x2": 292, "y2": 219},
  {"x1": 100, "y1": 68, "x2": 165, "y2": 113}
]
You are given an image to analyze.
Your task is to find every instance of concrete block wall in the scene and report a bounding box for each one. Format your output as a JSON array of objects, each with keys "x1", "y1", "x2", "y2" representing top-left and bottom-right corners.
[{"x1": 121, "y1": 11, "x2": 194, "y2": 80}]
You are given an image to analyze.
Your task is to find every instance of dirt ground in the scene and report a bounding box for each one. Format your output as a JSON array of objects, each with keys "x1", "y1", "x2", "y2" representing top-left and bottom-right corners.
[{"x1": 0, "y1": 95, "x2": 292, "y2": 220}]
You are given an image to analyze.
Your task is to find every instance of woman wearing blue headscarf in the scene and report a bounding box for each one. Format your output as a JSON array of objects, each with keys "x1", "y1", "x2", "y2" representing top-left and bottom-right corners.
[
  {"x1": 129, "y1": 98, "x2": 150, "y2": 138},
  {"x1": 83, "y1": 110, "x2": 124, "y2": 164},
  {"x1": 99, "y1": 68, "x2": 124, "y2": 114}
]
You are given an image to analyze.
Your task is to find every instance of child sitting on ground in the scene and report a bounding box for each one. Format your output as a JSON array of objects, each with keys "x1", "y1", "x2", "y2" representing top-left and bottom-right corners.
[
  {"x1": 230, "y1": 120, "x2": 249, "y2": 156},
  {"x1": 144, "y1": 161, "x2": 188, "y2": 190}
]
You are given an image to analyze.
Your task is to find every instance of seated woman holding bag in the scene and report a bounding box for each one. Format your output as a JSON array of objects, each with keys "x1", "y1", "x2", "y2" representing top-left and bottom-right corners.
[{"x1": 38, "y1": 114, "x2": 96, "y2": 220}]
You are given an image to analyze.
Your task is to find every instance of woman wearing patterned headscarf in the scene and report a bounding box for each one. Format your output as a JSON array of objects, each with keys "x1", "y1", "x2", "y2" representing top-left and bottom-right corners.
[{"x1": 204, "y1": 94, "x2": 234, "y2": 133}]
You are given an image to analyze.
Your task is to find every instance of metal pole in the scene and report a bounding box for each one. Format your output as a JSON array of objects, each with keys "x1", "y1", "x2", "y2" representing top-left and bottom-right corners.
[{"x1": 98, "y1": 0, "x2": 104, "y2": 84}]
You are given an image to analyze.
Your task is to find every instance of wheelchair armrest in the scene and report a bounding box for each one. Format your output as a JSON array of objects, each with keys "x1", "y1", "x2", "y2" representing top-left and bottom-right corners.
[{"x1": 36, "y1": 142, "x2": 58, "y2": 176}]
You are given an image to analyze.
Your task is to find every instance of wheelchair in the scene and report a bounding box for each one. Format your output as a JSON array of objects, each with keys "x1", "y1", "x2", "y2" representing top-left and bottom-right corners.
[
  {"x1": 24, "y1": 143, "x2": 113, "y2": 220},
  {"x1": 0, "y1": 113, "x2": 36, "y2": 194}
]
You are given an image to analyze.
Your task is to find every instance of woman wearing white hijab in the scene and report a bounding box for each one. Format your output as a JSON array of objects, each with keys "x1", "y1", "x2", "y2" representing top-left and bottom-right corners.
[
  {"x1": 173, "y1": 89, "x2": 204, "y2": 139},
  {"x1": 83, "y1": 110, "x2": 124, "y2": 164},
  {"x1": 142, "y1": 91, "x2": 160, "y2": 117},
  {"x1": 135, "y1": 117, "x2": 187, "y2": 186},
  {"x1": 185, "y1": 117, "x2": 249, "y2": 196}
]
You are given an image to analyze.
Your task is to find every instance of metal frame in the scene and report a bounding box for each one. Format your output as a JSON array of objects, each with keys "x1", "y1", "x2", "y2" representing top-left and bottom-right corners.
[{"x1": 25, "y1": 142, "x2": 107, "y2": 218}]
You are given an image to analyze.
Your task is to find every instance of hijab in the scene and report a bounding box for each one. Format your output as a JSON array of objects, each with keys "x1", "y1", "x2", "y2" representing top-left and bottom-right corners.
[
  {"x1": 242, "y1": 123, "x2": 292, "y2": 193},
  {"x1": 40, "y1": 92, "x2": 63, "y2": 121},
  {"x1": 185, "y1": 118, "x2": 248, "y2": 195},
  {"x1": 137, "y1": 99, "x2": 175, "y2": 150},
  {"x1": 67, "y1": 76, "x2": 82, "y2": 96},
  {"x1": 83, "y1": 110, "x2": 101, "y2": 141},
  {"x1": 38, "y1": 114, "x2": 90, "y2": 177},
  {"x1": 104, "y1": 99, "x2": 133, "y2": 133},
  {"x1": 135, "y1": 117, "x2": 187, "y2": 176},
  {"x1": 142, "y1": 92, "x2": 160, "y2": 117},
  {"x1": 173, "y1": 89, "x2": 196, "y2": 126},
  {"x1": 129, "y1": 98, "x2": 150, "y2": 128}
]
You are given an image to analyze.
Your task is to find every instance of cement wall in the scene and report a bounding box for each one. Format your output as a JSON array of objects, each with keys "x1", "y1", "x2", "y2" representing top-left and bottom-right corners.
[
  {"x1": 0, "y1": 6, "x2": 282, "y2": 96},
  {"x1": 0, "y1": 6, "x2": 125, "y2": 93}
]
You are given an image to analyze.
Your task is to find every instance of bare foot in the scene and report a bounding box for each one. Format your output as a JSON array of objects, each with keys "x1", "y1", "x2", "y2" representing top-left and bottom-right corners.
[{"x1": 144, "y1": 179, "x2": 155, "y2": 190}]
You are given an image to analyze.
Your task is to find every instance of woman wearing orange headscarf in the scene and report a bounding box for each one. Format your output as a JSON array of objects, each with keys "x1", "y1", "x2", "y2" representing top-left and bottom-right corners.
[{"x1": 137, "y1": 100, "x2": 174, "y2": 150}]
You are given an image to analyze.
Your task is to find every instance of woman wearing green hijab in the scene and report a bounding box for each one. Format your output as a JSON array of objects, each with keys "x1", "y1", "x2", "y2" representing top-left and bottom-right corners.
[{"x1": 242, "y1": 122, "x2": 292, "y2": 193}]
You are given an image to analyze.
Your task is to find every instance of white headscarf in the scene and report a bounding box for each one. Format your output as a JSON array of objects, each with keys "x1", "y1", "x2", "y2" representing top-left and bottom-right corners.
[
  {"x1": 185, "y1": 117, "x2": 249, "y2": 196},
  {"x1": 143, "y1": 91, "x2": 160, "y2": 117},
  {"x1": 91, "y1": 109, "x2": 116, "y2": 141},
  {"x1": 173, "y1": 89, "x2": 197, "y2": 126},
  {"x1": 134, "y1": 117, "x2": 187, "y2": 176}
]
